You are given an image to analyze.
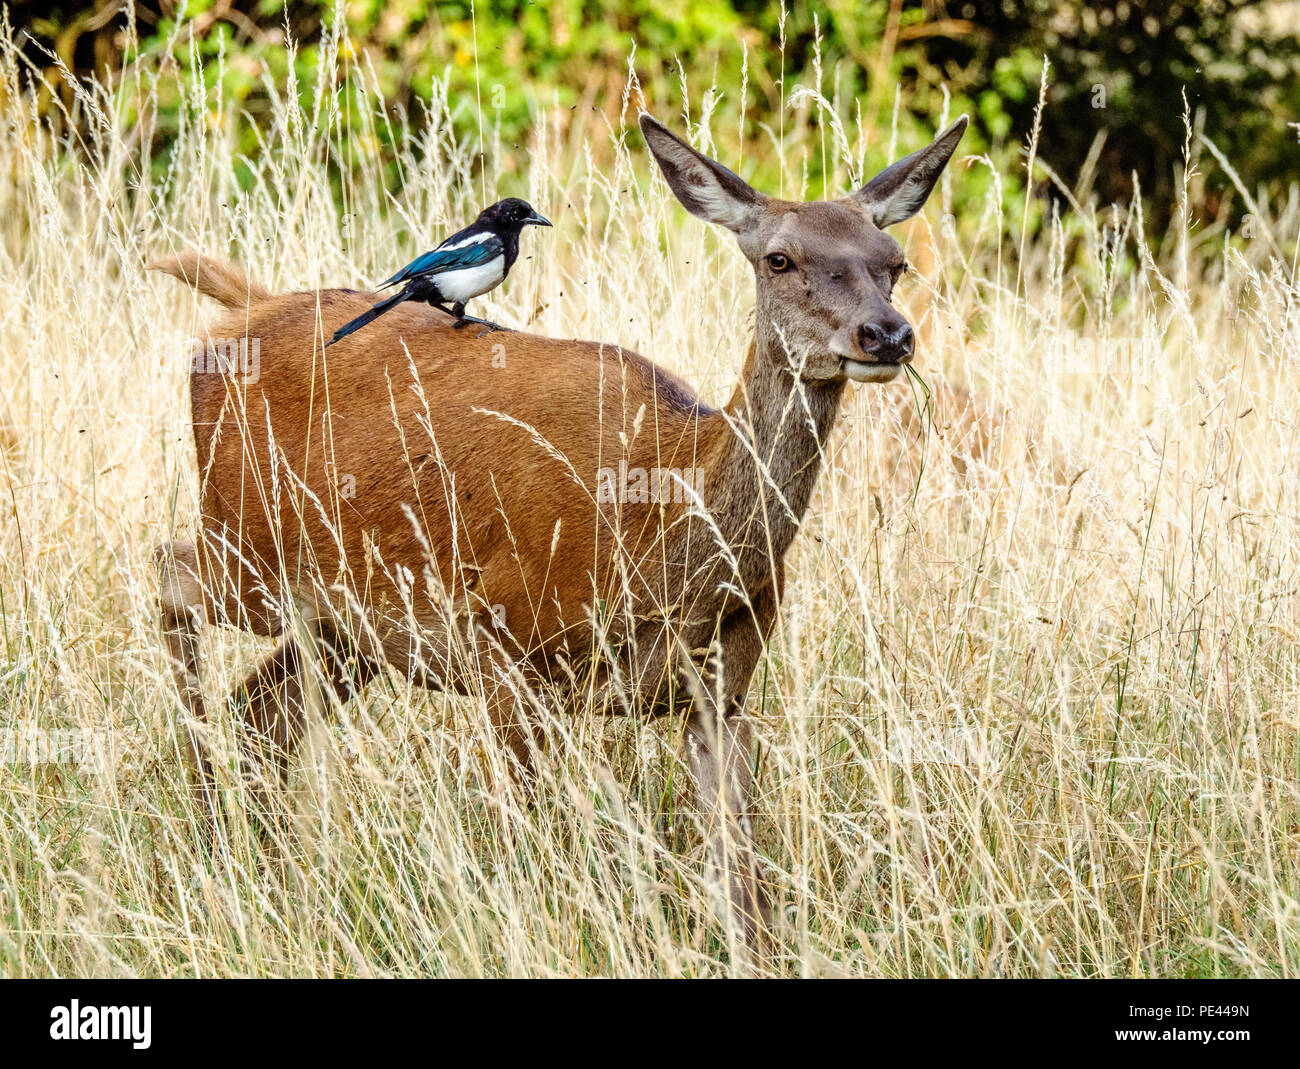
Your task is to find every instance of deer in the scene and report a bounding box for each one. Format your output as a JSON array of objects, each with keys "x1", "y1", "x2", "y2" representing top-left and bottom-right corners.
[{"x1": 152, "y1": 110, "x2": 968, "y2": 966}]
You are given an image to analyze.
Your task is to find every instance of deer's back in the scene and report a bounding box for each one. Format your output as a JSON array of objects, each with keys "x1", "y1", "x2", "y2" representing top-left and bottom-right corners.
[{"x1": 192, "y1": 288, "x2": 721, "y2": 656}]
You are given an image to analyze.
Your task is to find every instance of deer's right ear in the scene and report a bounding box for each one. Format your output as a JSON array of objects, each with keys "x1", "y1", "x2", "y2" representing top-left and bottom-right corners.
[{"x1": 639, "y1": 113, "x2": 763, "y2": 233}]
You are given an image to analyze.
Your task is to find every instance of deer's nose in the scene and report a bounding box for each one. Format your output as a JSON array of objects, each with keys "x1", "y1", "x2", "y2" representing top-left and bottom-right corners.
[{"x1": 857, "y1": 320, "x2": 914, "y2": 363}]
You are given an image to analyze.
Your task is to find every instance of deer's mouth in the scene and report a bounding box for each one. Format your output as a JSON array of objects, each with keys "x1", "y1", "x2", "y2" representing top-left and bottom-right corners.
[{"x1": 841, "y1": 358, "x2": 904, "y2": 383}]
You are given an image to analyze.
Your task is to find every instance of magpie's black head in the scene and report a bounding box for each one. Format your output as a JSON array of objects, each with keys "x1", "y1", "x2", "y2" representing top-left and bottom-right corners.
[{"x1": 478, "y1": 197, "x2": 552, "y2": 232}]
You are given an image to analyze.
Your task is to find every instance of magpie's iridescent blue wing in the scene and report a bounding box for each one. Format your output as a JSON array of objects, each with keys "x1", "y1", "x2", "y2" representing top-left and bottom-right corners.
[{"x1": 378, "y1": 232, "x2": 503, "y2": 288}]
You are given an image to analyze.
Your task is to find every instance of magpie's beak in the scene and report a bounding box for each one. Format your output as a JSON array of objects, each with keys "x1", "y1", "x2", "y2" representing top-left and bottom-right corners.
[{"x1": 525, "y1": 211, "x2": 552, "y2": 228}]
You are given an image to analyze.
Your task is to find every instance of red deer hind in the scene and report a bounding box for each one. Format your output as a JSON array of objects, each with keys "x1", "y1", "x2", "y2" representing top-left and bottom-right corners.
[{"x1": 153, "y1": 111, "x2": 968, "y2": 964}]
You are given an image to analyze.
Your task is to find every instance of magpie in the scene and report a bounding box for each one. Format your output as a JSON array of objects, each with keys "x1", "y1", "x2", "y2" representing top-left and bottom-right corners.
[{"x1": 328, "y1": 197, "x2": 551, "y2": 345}]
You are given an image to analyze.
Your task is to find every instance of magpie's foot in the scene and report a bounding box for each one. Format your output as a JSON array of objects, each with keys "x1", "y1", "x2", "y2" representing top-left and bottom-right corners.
[{"x1": 453, "y1": 314, "x2": 512, "y2": 336}]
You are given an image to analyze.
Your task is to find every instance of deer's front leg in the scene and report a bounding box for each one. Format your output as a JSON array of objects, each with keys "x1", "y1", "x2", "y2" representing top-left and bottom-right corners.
[
  {"x1": 685, "y1": 703, "x2": 771, "y2": 967},
  {"x1": 682, "y1": 571, "x2": 782, "y2": 969}
]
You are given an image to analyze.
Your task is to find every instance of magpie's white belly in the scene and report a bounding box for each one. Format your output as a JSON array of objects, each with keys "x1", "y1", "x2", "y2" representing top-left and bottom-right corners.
[{"x1": 437, "y1": 256, "x2": 505, "y2": 302}]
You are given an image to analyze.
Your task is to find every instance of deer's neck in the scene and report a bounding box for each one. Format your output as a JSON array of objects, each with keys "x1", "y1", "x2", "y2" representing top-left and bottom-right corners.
[{"x1": 699, "y1": 329, "x2": 844, "y2": 587}]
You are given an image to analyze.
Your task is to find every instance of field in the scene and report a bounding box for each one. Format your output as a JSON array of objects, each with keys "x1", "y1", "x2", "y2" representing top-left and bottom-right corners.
[{"x1": 1, "y1": 22, "x2": 1299, "y2": 977}]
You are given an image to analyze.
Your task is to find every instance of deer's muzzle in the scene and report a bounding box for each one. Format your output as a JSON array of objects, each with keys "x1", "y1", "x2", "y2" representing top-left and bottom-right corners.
[{"x1": 856, "y1": 319, "x2": 914, "y2": 364}]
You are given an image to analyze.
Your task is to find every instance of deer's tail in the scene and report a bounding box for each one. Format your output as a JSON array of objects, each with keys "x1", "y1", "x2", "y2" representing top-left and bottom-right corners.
[{"x1": 148, "y1": 251, "x2": 272, "y2": 307}]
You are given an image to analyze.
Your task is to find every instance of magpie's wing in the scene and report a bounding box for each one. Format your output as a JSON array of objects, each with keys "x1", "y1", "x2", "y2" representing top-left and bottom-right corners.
[{"x1": 378, "y1": 231, "x2": 503, "y2": 288}]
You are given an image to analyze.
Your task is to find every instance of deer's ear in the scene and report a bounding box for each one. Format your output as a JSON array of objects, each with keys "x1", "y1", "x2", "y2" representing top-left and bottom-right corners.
[
  {"x1": 639, "y1": 113, "x2": 763, "y2": 232},
  {"x1": 854, "y1": 115, "x2": 968, "y2": 228}
]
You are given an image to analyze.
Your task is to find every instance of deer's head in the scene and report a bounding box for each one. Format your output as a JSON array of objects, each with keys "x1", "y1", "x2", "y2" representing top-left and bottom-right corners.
[{"x1": 640, "y1": 112, "x2": 967, "y2": 385}]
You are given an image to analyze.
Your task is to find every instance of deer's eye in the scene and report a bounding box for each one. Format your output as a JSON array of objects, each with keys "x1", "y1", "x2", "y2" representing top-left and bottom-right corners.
[
  {"x1": 766, "y1": 253, "x2": 793, "y2": 273},
  {"x1": 889, "y1": 261, "x2": 910, "y2": 285}
]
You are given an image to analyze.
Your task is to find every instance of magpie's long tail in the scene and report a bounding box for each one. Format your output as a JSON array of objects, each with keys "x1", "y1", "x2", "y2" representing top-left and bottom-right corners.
[{"x1": 327, "y1": 288, "x2": 410, "y2": 346}]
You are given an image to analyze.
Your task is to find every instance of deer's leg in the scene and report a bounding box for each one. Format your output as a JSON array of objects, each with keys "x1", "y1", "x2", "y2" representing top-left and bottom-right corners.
[
  {"x1": 374, "y1": 608, "x2": 538, "y2": 787},
  {"x1": 229, "y1": 619, "x2": 377, "y2": 816},
  {"x1": 684, "y1": 705, "x2": 770, "y2": 964},
  {"x1": 496, "y1": 675, "x2": 543, "y2": 785},
  {"x1": 476, "y1": 638, "x2": 542, "y2": 789},
  {"x1": 682, "y1": 571, "x2": 783, "y2": 968},
  {"x1": 156, "y1": 541, "x2": 216, "y2": 810}
]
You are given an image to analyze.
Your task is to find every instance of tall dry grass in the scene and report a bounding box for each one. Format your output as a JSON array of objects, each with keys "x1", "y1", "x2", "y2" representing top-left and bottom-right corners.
[{"x1": 1, "y1": 20, "x2": 1298, "y2": 977}]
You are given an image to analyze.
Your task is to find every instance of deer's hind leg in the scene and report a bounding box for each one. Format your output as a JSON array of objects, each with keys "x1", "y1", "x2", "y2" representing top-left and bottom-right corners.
[
  {"x1": 156, "y1": 540, "x2": 378, "y2": 825},
  {"x1": 157, "y1": 541, "x2": 216, "y2": 809},
  {"x1": 226, "y1": 616, "x2": 378, "y2": 823}
]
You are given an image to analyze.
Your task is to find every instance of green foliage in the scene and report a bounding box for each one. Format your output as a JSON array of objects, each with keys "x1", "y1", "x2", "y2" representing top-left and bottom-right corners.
[{"x1": 10, "y1": 0, "x2": 1300, "y2": 233}]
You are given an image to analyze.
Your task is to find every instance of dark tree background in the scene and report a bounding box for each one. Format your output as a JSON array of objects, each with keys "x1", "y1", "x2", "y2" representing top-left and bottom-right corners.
[{"x1": 923, "y1": 1, "x2": 1300, "y2": 224}]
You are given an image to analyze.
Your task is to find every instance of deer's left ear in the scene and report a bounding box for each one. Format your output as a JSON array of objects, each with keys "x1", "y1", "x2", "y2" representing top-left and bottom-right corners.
[{"x1": 853, "y1": 115, "x2": 968, "y2": 228}]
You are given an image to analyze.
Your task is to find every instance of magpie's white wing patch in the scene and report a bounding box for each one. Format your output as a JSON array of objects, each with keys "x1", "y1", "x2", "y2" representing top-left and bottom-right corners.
[{"x1": 438, "y1": 230, "x2": 495, "y2": 253}]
